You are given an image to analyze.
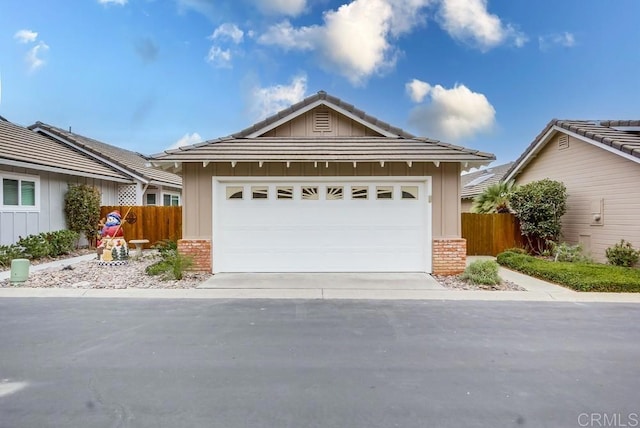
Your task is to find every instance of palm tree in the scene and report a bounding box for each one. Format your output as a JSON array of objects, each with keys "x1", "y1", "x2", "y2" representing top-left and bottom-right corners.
[{"x1": 471, "y1": 180, "x2": 517, "y2": 214}]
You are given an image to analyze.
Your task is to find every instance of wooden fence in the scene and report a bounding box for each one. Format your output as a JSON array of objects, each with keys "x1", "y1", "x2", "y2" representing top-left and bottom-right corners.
[
  {"x1": 100, "y1": 206, "x2": 182, "y2": 249},
  {"x1": 461, "y1": 213, "x2": 523, "y2": 256}
]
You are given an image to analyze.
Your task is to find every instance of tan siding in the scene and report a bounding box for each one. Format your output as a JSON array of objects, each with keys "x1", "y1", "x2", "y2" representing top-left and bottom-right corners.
[
  {"x1": 515, "y1": 133, "x2": 640, "y2": 262},
  {"x1": 181, "y1": 161, "x2": 462, "y2": 240},
  {"x1": 461, "y1": 199, "x2": 473, "y2": 213},
  {"x1": 267, "y1": 106, "x2": 385, "y2": 137}
]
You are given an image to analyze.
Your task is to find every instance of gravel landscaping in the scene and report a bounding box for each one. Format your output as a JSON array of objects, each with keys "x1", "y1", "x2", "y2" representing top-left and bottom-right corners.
[{"x1": 1, "y1": 252, "x2": 525, "y2": 291}]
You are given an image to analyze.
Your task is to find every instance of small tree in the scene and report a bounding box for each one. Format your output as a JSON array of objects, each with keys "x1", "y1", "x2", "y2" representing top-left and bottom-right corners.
[
  {"x1": 64, "y1": 184, "x2": 102, "y2": 244},
  {"x1": 471, "y1": 180, "x2": 517, "y2": 214},
  {"x1": 510, "y1": 179, "x2": 567, "y2": 255}
]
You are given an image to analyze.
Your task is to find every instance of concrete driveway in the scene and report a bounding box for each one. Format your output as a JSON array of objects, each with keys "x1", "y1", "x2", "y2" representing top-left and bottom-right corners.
[{"x1": 199, "y1": 273, "x2": 445, "y2": 290}]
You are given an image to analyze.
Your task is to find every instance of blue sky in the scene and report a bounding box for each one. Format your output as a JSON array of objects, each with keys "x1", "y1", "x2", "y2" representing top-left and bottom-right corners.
[{"x1": 0, "y1": 0, "x2": 639, "y2": 164}]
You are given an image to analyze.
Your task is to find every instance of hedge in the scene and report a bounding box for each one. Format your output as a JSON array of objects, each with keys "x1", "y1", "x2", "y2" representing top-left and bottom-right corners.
[{"x1": 496, "y1": 251, "x2": 640, "y2": 292}]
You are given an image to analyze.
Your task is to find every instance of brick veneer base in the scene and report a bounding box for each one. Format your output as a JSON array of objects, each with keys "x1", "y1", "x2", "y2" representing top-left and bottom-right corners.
[
  {"x1": 178, "y1": 239, "x2": 212, "y2": 272},
  {"x1": 432, "y1": 238, "x2": 467, "y2": 275}
]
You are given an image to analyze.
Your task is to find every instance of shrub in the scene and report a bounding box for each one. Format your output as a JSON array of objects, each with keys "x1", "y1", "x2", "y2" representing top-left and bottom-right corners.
[
  {"x1": 17, "y1": 234, "x2": 52, "y2": 259},
  {"x1": 510, "y1": 179, "x2": 567, "y2": 255},
  {"x1": 551, "y1": 242, "x2": 590, "y2": 263},
  {"x1": 459, "y1": 260, "x2": 502, "y2": 285},
  {"x1": 503, "y1": 247, "x2": 529, "y2": 255},
  {"x1": 45, "y1": 230, "x2": 80, "y2": 257},
  {"x1": 0, "y1": 244, "x2": 25, "y2": 268},
  {"x1": 496, "y1": 251, "x2": 640, "y2": 292},
  {"x1": 146, "y1": 240, "x2": 193, "y2": 280},
  {"x1": 605, "y1": 240, "x2": 640, "y2": 267},
  {"x1": 64, "y1": 184, "x2": 102, "y2": 243}
]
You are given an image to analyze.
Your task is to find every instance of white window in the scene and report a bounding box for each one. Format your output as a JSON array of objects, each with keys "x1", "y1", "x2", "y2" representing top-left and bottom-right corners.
[
  {"x1": 163, "y1": 193, "x2": 180, "y2": 206},
  {"x1": 1, "y1": 173, "x2": 39, "y2": 211},
  {"x1": 145, "y1": 193, "x2": 157, "y2": 205}
]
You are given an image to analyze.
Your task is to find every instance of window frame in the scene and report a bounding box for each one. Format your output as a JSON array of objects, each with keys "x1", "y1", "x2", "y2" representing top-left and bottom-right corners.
[
  {"x1": 145, "y1": 192, "x2": 158, "y2": 206},
  {"x1": 162, "y1": 192, "x2": 181, "y2": 206},
  {"x1": 0, "y1": 172, "x2": 40, "y2": 211}
]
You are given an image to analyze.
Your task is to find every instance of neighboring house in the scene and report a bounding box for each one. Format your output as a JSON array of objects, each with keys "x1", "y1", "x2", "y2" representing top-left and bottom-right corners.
[
  {"x1": 29, "y1": 122, "x2": 182, "y2": 206},
  {"x1": 460, "y1": 162, "x2": 514, "y2": 212},
  {"x1": 504, "y1": 119, "x2": 640, "y2": 263},
  {"x1": 0, "y1": 117, "x2": 130, "y2": 245},
  {"x1": 150, "y1": 91, "x2": 494, "y2": 275}
]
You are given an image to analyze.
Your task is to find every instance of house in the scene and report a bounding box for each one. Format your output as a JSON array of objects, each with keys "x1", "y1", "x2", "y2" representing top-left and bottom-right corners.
[
  {"x1": 504, "y1": 119, "x2": 640, "y2": 263},
  {"x1": 29, "y1": 122, "x2": 182, "y2": 206},
  {"x1": 0, "y1": 117, "x2": 130, "y2": 245},
  {"x1": 460, "y1": 162, "x2": 514, "y2": 212},
  {"x1": 150, "y1": 91, "x2": 494, "y2": 275}
]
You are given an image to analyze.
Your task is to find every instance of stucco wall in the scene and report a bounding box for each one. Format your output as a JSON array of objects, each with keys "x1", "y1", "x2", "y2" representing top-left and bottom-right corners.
[
  {"x1": 181, "y1": 161, "x2": 462, "y2": 241},
  {"x1": 0, "y1": 165, "x2": 120, "y2": 245},
  {"x1": 515, "y1": 133, "x2": 640, "y2": 262}
]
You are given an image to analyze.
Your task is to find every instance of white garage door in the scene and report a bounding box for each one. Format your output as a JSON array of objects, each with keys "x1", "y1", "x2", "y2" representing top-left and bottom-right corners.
[{"x1": 212, "y1": 178, "x2": 431, "y2": 273}]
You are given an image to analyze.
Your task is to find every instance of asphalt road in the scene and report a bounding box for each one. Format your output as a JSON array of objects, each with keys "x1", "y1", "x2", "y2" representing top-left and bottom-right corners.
[{"x1": 0, "y1": 298, "x2": 638, "y2": 428}]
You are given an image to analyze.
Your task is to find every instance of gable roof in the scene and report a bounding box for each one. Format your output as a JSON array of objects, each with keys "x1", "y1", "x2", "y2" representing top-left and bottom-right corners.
[
  {"x1": 505, "y1": 119, "x2": 640, "y2": 182},
  {"x1": 0, "y1": 118, "x2": 130, "y2": 182},
  {"x1": 30, "y1": 122, "x2": 182, "y2": 188},
  {"x1": 461, "y1": 162, "x2": 514, "y2": 199},
  {"x1": 150, "y1": 91, "x2": 495, "y2": 170}
]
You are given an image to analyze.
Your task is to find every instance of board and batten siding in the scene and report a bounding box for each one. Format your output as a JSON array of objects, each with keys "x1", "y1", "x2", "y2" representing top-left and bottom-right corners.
[
  {"x1": 0, "y1": 166, "x2": 120, "y2": 245},
  {"x1": 181, "y1": 161, "x2": 462, "y2": 241},
  {"x1": 515, "y1": 133, "x2": 640, "y2": 263},
  {"x1": 263, "y1": 108, "x2": 381, "y2": 137}
]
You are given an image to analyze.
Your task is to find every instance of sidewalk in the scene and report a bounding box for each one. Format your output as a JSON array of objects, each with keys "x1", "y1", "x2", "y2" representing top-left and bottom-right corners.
[{"x1": 1, "y1": 254, "x2": 639, "y2": 302}]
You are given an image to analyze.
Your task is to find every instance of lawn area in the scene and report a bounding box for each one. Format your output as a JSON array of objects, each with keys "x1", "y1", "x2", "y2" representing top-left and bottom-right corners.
[{"x1": 496, "y1": 251, "x2": 640, "y2": 292}]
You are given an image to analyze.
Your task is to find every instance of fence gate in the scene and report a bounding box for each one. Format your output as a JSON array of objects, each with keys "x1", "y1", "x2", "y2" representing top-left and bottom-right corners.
[
  {"x1": 461, "y1": 213, "x2": 522, "y2": 256},
  {"x1": 100, "y1": 206, "x2": 182, "y2": 248}
]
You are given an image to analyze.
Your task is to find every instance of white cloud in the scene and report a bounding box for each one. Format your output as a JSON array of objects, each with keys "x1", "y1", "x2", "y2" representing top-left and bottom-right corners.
[
  {"x1": 258, "y1": 0, "x2": 431, "y2": 85},
  {"x1": 437, "y1": 0, "x2": 526, "y2": 51},
  {"x1": 98, "y1": 0, "x2": 128, "y2": 5},
  {"x1": 206, "y1": 46, "x2": 232, "y2": 67},
  {"x1": 26, "y1": 41, "x2": 49, "y2": 72},
  {"x1": 14, "y1": 29, "x2": 38, "y2": 44},
  {"x1": 253, "y1": 0, "x2": 307, "y2": 17},
  {"x1": 538, "y1": 32, "x2": 576, "y2": 51},
  {"x1": 250, "y1": 75, "x2": 307, "y2": 120},
  {"x1": 210, "y1": 23, "x2": 244, "y2": 44},
  {"x1": 257, "y1": 20, "x2": 317, "y2": 51},
  {"x1": 408, "y1": 81, "x2": 495, "y2": 142},
  {"x1": 406, "y1": 79, "x2": 431, "y2": 103},
  {"x1": 167, "y1": 132, "x2": 202, "y2": 150}
]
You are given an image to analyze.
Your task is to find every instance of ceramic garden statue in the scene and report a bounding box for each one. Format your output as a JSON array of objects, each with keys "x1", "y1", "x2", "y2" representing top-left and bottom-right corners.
[{"x1": 97, "y1": 210, "x2": 129, "y2": 265}]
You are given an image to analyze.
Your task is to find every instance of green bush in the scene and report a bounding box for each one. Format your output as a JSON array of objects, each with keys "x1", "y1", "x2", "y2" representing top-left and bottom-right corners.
[
  {"x1": 0, "y1": 244, "x2": 25, "y2": 268},
  {"x1": 45, "y1": 230, "x2": 79, "y2": 257},
  {"x1": 551, "y1": 242, "x2": 590, "y2": 263},
  {"x1": 146, "y1": 241, "x2": 193, "y2": 280},
  {"x1": 605, "y1": 240, "x2": 640, "y2": 267},
  {"x1": 17, "y1": 234, "x2": 52, "y2": 259},
  {"x1": 510, "y1": 179, "x2": 567, "y2": 254},
  {"x1": 497, "y1": 251, "x2": 640, "y2": 292},
  {"x1": 64, "y1": 184, "x2": 101, "y2": 243},
  {"x1": 459, "y1": 260, "x2": 502, "y2": 285}
]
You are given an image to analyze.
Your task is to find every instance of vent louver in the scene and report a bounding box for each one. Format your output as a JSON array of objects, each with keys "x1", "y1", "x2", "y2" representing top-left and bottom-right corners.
[
  {"x1": 558, "y1": 135, "x2": 569, "y2": 150},
  {"x1": 313, "y1": 109, "x2": 331, "y2": 132}
]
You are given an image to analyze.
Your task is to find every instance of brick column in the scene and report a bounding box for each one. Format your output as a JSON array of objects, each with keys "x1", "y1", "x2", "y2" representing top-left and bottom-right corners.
[
  {"x1": 432, "y1": 238, "x2": 466, "y2": 275},
  {"x1": 177, "y1": 239, "x2": 212, "y2": 272}
]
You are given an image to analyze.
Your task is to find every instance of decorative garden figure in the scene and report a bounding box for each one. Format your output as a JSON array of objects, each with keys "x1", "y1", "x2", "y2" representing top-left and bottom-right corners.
[{"x1": 97, "y1": 210, "x2": 129, "y2": 265}]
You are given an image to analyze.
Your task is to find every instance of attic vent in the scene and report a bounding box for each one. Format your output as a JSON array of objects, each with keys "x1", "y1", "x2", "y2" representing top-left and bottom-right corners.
[
  {"x1": 558, "y1": 135, "x2": 569, "y2": 150},
  {"x1": 313, "y1": 109, "x2": 331, "y2": 132}
]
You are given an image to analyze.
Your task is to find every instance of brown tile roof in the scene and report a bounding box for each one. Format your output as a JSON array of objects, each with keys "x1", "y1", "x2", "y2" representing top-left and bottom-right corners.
[
  {"x1": 0, "y1": 119, "x2": 129, "y2": 181},
  {"x1": 505, "y1": 119, "x2": 640, "y2": 181},
  {"x1": 461, "y1": 162, "x2": 514, "y2": 199},
  {"x1": 151, "y1": 91, "x2": 495, "y2": 166},
  {"x1": 30, "y1": 122, "x2": 182, "y2": 188}
]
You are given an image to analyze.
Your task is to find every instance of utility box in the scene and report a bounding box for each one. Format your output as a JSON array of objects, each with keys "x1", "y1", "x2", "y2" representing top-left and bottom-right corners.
[{"x1": 10, "y1": 259, "x2": 30, "y2": 283}]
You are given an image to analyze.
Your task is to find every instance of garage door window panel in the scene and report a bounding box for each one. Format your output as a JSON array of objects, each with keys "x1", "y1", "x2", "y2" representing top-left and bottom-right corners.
[
  {"x1": 226, "y1": 186, "x2": 244, "y2": 200},
  {"x1": 302, "y1": 186, "x2": 319, "y2": 200},
  {"x1": 277, "y1": 187, "x2": 293, "y2": 200},
  {"x1": 351, "y1": 186, "x2": 368, "y2": 200},
  {"x1": 252, "y1": 186, "x2": 269, "y2": 199},
  {"x1": 401, "y1": 186, "x2": 419, "y2": 200},
  {"x1": 376, "y1": 186, "x2": 393, "y2": 200},
  {"x1": 326, "y1": 186, "x2": 343, "y2": 200}
]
